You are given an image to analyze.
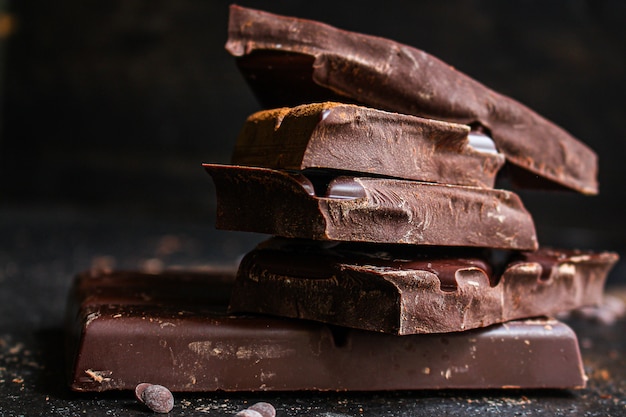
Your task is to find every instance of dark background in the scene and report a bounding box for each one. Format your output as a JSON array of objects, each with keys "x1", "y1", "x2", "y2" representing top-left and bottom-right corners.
[{"x1": 1, "y1": 0, "x2": 625, "y2": 272}]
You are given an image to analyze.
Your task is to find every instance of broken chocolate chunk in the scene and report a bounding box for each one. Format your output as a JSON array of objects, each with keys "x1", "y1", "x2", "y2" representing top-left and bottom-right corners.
[
  {"x1": 228, "y1": 238, "x2": 619, "y2": 335},
  {"x1": 203, "y1": 164, "x2": 538, "y2": 250},
  {"x1": 232, "y1": 102, "x2": 505, "y2": 189},
  {"x1": 226, "y1": 5, "x2": 598, "y2": 195}
]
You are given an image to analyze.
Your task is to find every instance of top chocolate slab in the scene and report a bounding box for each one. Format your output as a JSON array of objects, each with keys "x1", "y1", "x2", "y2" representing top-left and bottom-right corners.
[
  {"x1": 232, "y1": 102, "x2": 505, "y2": 189},
  {"x1": 226, "y1": 5, "x2": 598, "y2": 195}
]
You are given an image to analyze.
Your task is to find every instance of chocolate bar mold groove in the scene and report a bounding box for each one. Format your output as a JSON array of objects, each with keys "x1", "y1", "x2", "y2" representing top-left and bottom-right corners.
[
  {"x1": 203, "y1": 164, "x2": 538, "y2": 250},
  {"x1": 229, "y1": 239, "x2": 619, "y2": 335},
  {"x1": 226, "y1": 5, "x2": 598, "y2": 195}
]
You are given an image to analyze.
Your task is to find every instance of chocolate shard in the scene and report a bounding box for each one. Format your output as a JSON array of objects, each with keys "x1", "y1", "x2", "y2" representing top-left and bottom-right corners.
[
  {"x1": 203, "y1": 164, "x2": 538, "y2": 250},
  {"x1": 229, "y1": 238, "x2": 619, "y2": 335},
  {"x1": 226, "y1": 5, "x2": 598, "y2": 195},
  {"x1": 67, "y1": 269, "x2": 587, "y2": 391},
  {"x1": 232, "y1": 102, "x2": 505, "y2": 189}
]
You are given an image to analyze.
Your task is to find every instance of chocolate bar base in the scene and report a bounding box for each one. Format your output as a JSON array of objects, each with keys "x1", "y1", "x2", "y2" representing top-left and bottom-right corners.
[{"x1": 66, "y1": 269, "x2": 586, "y2": 392}]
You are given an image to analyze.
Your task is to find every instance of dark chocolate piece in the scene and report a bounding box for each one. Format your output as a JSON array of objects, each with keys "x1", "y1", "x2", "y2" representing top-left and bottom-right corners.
[
  {"x1": 203, "y1": 164, "x2": 538, "y2": 250},
  {"x1": 226, "y1": 5, "x2": 598, "y2": 195},
  {"x1": 232, "y1": 102, "x2": 505, "y2": 189},
  {"x1": 67, "y1": 269, "x2": 587, "y2": 391},
  {"x1": 229, "y1": 238, "x2": 619, "y2": 335}
]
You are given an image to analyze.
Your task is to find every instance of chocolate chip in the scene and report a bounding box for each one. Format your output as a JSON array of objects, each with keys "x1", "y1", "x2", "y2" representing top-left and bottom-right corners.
[
  {"x1": 136, "y1": 383, "x2": 174, "y2": 413},
  {"x1": 234, "y1": 402, "x2": 276, "y2": 417},
  {"x1": 248, "y1": 402, "x2": 276, "y2": 417},
  {"x1": 134, "y1": 382, "x2": 152, "y2": 402}
]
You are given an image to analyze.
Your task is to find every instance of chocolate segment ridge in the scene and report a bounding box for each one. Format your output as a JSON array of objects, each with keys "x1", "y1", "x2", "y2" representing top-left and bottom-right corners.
[
  {"x1": 67, "y1": 269, "x2": 587, "y2": 391},
  {"x1": 229, "y1": 238, "x2": 619, "y2": 335},
  {"x1": 232, "y1": 102, "x2": 505, "y2": 189},
  {"x1": 203, "y1": 164, "x2": 538, "y2": 250},
  {"x1": 226, "y1": 5, "x2": 598, "y2": 195}
]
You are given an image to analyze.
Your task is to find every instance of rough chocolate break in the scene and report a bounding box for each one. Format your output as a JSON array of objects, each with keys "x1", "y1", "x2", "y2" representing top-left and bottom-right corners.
[
  {"x1": 229, "y1": 238, "x2": 618, "y2": 334},
  {"x1": 204, "y1": 164, "x2": 538, "y2": 250}
]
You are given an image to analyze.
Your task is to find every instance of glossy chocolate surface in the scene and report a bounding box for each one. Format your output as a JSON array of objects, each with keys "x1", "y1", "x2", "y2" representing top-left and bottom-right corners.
[
  {"x1": 203, "y1": 164, "x2": 538, "y2": 250},
  {"x1": 232, "y1": 102, "x2": 505, "y2": 189},
  {"x1": 229, "y1": 238, "x2": 619, "y2": 334},
  {"x1": 67, "y1": 269, "x2": 587, "y2": 392},
  {"x1": 226, "y1": 5, "x2": 598, "y2": 195}
]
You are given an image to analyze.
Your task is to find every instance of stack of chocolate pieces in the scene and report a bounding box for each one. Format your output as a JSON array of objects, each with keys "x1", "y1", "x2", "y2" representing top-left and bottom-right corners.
[
  {"x1": 206, "y1": 6, "x2": 619, "y2": 387},
  {"x1": 66, "y1": 5, "x2": 618, "y2": 393}
]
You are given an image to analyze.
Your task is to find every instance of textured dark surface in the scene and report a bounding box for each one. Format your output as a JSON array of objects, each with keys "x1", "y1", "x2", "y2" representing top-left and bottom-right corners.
[{"x1": 0, "y1": 207, "x2": 625, "y2": 416}]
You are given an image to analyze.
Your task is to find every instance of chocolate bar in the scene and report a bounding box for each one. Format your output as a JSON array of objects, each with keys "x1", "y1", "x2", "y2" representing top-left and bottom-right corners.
[
  {"x1": 226, "y1": 5, "x2": 598, "y2": 195},
  {"x1": 229, "y1": 238, "x2": 619, "y2": 334},
  {"x1": 232, "y1": 102, "x2": 505, "y2": 189},
  {"x1": 203, "y1": 164, "x2": 538, "y2": 250},
  {"x1": 67, "y1": 269, "x2": 587, "y2": 391}
]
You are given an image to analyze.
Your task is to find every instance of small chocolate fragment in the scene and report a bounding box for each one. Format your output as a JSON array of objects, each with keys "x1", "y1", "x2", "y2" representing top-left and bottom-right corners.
[
  {"x1": 135, "y1": 382, "x2": 152, "y2": 402},
  {"x1": 232, "y1": 102, "x2": 505, "y2": 189},
  {"x1": 203, "y1": 164, "x2": 538, "y2": 250},
  {"x1": 66, "y1": 270, "x2": 587, "y2": 391},
  {"x1": 235, "y1": 403, "x2": 276, "y2": 417},
  {"x1": 248, "y1": 402, "x2": 276, "y2": 417},
  {"x1": 226, "y1": 5, "x2": 598, "y2": 195},
  {"x1": 140, "y1": 384, "x2": 174, "y2": 413},
  {"x1": 229, "y1": 238, "x2": 619, "y2": 335}
]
